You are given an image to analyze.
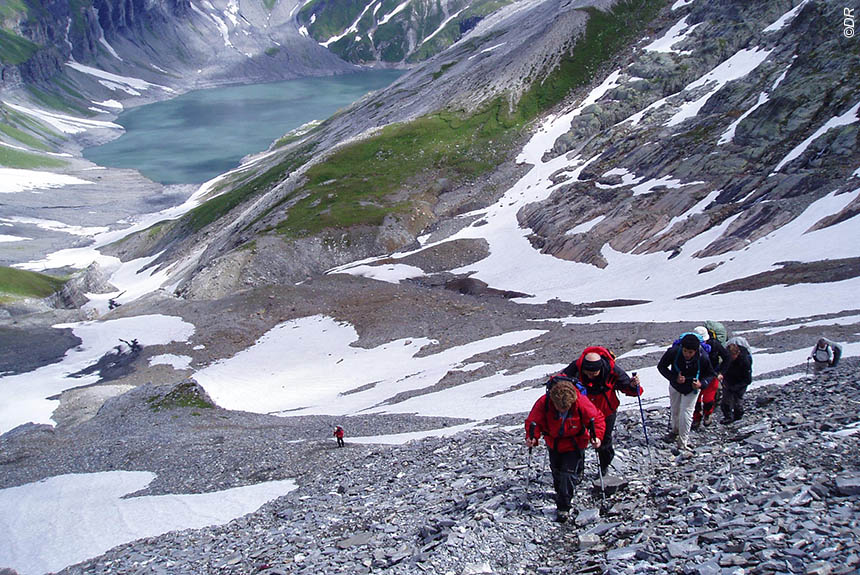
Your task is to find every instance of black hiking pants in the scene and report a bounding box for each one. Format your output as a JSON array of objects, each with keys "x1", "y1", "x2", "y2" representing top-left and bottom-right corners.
[
  {"x1": 597, "y1": 412, "x2": 617, "y2": 472},
  {"x1": 547, "y1": 447, "x2": 585, "y2": 512},
  {"x1": 721, "y1": 385, "x2": 747, "y2": 421}
]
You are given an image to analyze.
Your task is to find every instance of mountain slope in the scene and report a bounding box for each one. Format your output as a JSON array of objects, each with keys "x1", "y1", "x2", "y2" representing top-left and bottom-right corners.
[
  {"x1": 113, "y1": 0, "x2": 860, "y2": 313},
  {"x1": 296, "y1": 0, "x2": 516, "y2": 64}
]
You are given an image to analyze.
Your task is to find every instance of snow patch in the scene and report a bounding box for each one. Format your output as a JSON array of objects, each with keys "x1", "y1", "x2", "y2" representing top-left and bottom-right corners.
[
  {"x1": 0, "y1": 168, "x2": 91, "y2": 194},
  {"x1": 0, "y1": 471, "x2": 296, "y2": 575}
]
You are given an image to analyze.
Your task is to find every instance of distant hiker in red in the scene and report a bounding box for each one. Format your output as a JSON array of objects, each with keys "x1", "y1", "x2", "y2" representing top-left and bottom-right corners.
[
  {"x1": 691, "y1": 325, "x2": 728, "y2": 430},
  {"x1": 333, "y1": 425, "x2": 345, "y2": 447},
  {"x1": 525, "y1": 379, "x2": 605, "y2": 523},
  {"x1": 561, "y1": 346, "x2": 642, "y2": 476}
]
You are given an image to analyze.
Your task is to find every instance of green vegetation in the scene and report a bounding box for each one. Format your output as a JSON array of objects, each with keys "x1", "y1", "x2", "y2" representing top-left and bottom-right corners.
[
  {"x1": 516, "y1": 0, "x2": 666, "y2": 121},
  {"x1": 432, "y1": 61, "x2": 457, "y2": 80},
  {"x1": 269, "y1": 0, "x2": 666, "y2": 238},
  {"x1": 0, "y1": 145, "x2": 67, "y2": 169},
  {"x1": 274, "y1": 100, "x2": 518, "y2": 237},
  {"x1": 189, "y1": 0, "x2": 664, "y2": 242},
  {"x1": 0, "y1": 266, "x2": 67, "y2": 300},
  {"x1": 0, "y1": 28, "x2": 40, "y2": 65},
  {"x1": 68, "y1": 0, "x2": 94, "y2": 38},
  {"x1": 26, "y1": 85, "x2": 88, "y2": 115},
  {"x1": 146, "y1": 382, "x2": 215, "y2": 412},
  {"x1": 298, "y1": 0, "x2": 366, "y2": 40},
  {"x1": 0, "y1": 0, "x2": 28, "y2": 19},
  {"x1": 183, "y1": 145, "x2": 315, "y2": 233},
  {"x1": 265, "y1": 45, "x2": 281, "y2": 57},
  {"x1": 2, "y1": 104, "x2": 60, "y2": 140},
  {"x1": 263, "y1": 0, "x2": 278, "y2": 10},
  {"x1": 0, "y1": 122, "x2": 51, "y2": 151}
]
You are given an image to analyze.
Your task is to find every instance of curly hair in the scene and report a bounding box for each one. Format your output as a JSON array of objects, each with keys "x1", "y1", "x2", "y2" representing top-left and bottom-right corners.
[{"x1": 549, "y1": 380, "x2": 578, "y2": 412}]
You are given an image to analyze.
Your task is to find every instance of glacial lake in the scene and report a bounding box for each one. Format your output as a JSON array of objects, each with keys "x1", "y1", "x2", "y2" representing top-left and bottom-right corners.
[{"x1": 83, "y1": 70, "x2": 403, "y2": 185}]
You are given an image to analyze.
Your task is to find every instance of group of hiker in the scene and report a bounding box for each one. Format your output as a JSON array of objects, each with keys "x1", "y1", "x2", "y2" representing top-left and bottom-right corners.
[{"x1": 523, "y1": 323, "x2": 844, "y2": 523}]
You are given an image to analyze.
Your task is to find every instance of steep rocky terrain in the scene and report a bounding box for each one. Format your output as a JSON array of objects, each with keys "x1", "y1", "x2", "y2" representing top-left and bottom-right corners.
[
  {"x1": 98, "y1": 0, "x2": 859, "y2": 305},
  {"x1": 0, "y1": 0, "x2": 352, "y2": 95},
  {"x1": 295, "y1": 0, "x2": 516, "y2": 65},
  {"x1": 2, "y1": 360, "x2": 858, "y2": 575}
]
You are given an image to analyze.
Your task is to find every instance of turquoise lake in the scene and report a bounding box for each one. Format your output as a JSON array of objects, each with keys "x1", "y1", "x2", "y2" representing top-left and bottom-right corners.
[{"x1": 83, "y1": 70, "x2": 402, "y2": 185}]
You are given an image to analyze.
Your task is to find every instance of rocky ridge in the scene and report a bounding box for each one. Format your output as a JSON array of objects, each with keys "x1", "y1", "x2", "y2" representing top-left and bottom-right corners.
[{"x1": 1, "y1": 359, "x2": 858, "y2": 575}]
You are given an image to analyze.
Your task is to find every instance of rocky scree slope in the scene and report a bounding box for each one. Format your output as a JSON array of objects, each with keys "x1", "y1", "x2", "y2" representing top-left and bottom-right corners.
[{"x1": 2, "y1": 360, "x2": 858, "y2": 575}]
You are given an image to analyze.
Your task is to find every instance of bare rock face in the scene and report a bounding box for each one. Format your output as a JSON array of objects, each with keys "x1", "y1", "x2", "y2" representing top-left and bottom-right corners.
[
  {"x1": 520, "y1": 1, "x2": 859, "y2": 269},
  {"x1": 49, "y1": 263, "x2": 117, "y2": 310}
]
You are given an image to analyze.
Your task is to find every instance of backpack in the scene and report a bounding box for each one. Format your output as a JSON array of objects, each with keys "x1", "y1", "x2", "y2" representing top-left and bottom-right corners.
[
  {"x1": 726, "y1": 336, "x2": 753, "y2": 373},
  {"x1": 573, "y1": 346, "x2": 618, "y2": 394},
  {"x1": 675, "y1": 332, "x2": 711, "y2": 355},
  {"x1": 543, "y1": 372, "x2": 585, "y2": 414},
  {"x1": 704, "y1": 320, "x2": 727, "y2": 344}
]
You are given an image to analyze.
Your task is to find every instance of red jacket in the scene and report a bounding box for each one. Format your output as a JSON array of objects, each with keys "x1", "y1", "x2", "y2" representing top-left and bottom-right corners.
[
  {"x1": 562, "y1": 346, "x2": 640, "y2": 417},
  {"x1": 524, "y1": 392, "x2": 605, "y2": 452},
  {"x1": 333, "y1": 427, "x2": 344, "y2": 438}
]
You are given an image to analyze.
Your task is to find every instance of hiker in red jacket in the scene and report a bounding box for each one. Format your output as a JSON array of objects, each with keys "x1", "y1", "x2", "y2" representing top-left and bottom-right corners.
[
  {"x1": 525, "y1": 379, "x2": 605, "y2": 523},
  {"x1": 333, "y1": 425, "x2": 345, "y2": 448},
  {"x1": 562, "y1": 347, "x2": 642, "y2": 476}
]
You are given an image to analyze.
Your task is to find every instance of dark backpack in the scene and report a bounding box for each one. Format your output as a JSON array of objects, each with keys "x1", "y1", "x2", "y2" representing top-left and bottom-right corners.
[{"x1": 543, "y1": 373, "x2": 585, "y2": 414}]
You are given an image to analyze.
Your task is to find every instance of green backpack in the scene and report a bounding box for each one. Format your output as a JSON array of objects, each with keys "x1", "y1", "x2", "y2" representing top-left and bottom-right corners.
[{"x1": 704, "y1": 320, "x2": 727, "y2": 344}]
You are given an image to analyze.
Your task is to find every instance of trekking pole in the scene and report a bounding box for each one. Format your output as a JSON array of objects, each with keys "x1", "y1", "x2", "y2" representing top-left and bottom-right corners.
[
  {"x1": 526, "y1": 422, "x2": 537, "y2": 489},
  {"x1": 633, "y1": 372, "x2": 652, "y2": 465},
  {"x1": 588, "y1": 418, "x2": 606, "y2": 507}
]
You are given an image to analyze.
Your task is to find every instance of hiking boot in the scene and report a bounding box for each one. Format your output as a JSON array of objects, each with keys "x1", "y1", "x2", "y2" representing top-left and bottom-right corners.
[
  {"x1": 691, "y1": 420, "x2": 701, "y2": 431},
  {"x1": 662, "y1": 432, "x2": 677, "y2": 443},
  {"x1": 556, "y1": 509, "x2": 569, "y2": 523},
  {"x1": 703, "y1": 415, "x2": 712, "y2": 426}
]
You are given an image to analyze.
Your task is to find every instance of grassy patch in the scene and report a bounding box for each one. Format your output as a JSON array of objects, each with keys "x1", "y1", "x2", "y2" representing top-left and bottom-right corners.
[
  {"x1": 146, "y1": 381, "x2": 215, "y2": 412},
  {"x1": 274, "y1": 100, "x2": 519, "y2": 237},
  {"x1": 0, "y1": 122, "x2": 51, "y2": 151},
  {"x1": 265, "y1": 45, "x2": 281, "y2": 56},
  {"x1": 26, "y1": 85, "x2": 88, "y2": 116},
  {"x1": 0, "y1": 146, "x2": 67, "y2": 169},
  {"x1": 263, "y1": 0, "x2": 277, "y2": 9},
  {"x1": 0, "y1": 0, "x2": 28, "y2": 19},
  {"x1": 516, "y1": 0, "x2": 667, "y2": 121},
  {"x1": 298, "y1": 0, "x2": 365, "y2": 40},
  {"x1": 0, "y1": 266, "x2": 67, "y2": 299},
  {"x1": 183, "y1": 146, "x2": 314, "y2": 233},
  {"x1": 432, "y1": 61, "x2": 457, "y2": 80},
  {"x1": 2, "y1": 104, "x2": 60, "y2": 140},
  {"x1": 0, "y1": 28, "x2": 40, "y2": 66},
  {"x1": 211, "y1": 0, "x2": 666, "y2": 240}
]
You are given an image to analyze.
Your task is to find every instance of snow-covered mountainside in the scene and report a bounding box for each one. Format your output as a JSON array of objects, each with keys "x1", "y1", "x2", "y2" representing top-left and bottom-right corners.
[
  {"x1": 0, "y1": 0, "x2": 351, "y2": 93},
  {"x1": 1, "y1": 1, "x2": 860, "y2": 573},
  {"x1": 295, "y1": 0, "x2": 516, "y2": 64}
]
